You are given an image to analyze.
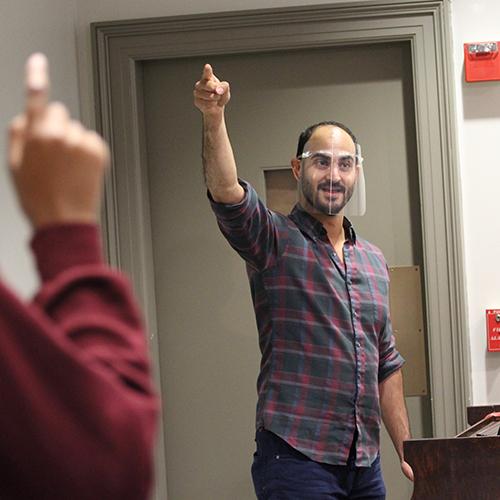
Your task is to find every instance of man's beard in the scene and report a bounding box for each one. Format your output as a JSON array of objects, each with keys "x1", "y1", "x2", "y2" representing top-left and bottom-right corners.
[{"x1": 300, "y1": 176, "x2": 354, "y2": 215}]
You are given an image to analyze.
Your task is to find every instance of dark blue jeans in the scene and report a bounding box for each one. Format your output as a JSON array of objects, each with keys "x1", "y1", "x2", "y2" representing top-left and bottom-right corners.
[{"x1": 251, "y1": 429, "x2": 386, "y2": 500}]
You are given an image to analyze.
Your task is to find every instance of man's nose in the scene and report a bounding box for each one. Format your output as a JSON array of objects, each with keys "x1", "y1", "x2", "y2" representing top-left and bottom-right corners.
[{"x1": 326, "y1": 163, "x2": 341, "y2": 182}]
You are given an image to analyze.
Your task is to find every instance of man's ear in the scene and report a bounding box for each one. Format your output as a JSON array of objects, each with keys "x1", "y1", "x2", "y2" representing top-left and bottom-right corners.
[{"x1": 291, "y1": 157, "x2": 301, "y2": 181}]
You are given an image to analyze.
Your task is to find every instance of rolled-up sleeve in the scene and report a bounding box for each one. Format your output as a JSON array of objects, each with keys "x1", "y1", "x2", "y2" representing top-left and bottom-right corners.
[
  {"x1": 209, "y1": 179, "x2": 286, "y2": 271},
  {"x1": 378, "y1": 315, "x2": 405, "y2": 382}
]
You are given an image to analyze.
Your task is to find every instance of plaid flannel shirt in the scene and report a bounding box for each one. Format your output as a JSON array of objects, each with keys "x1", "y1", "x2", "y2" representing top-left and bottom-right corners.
[{"x1": 209, "y1": 180, "x2": 404, "y2": 466}]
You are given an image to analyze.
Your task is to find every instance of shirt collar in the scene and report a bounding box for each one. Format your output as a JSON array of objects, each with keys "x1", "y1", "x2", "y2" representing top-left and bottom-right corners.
[{"x1": 289, "y1": 204, "x2": 357, "y2": 244}]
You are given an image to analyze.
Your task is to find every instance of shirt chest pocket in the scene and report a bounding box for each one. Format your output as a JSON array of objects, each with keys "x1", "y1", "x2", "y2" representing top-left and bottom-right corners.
[{"x1": 352, "y1": 266, "x2": 390, "y2": 341}]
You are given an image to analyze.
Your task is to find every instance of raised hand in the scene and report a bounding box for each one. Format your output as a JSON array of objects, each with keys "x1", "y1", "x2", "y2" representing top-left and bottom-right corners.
[
  {"x1": 8, "y1": 53, "x2": 110, "y2": 229},
  {"x1": 193, "y1": 64, "x2": 231, "y2": 116}
]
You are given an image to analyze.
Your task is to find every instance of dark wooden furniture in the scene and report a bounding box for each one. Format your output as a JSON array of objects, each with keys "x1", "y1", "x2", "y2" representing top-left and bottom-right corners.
[
  {"x1": 404, "y1": 406, "x2": 500, "y2": 499},
  {"x1": 467, "y1": 404, "x2": 500, "y2": 427}
]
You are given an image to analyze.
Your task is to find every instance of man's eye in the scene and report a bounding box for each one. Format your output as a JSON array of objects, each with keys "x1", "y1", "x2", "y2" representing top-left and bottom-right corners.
[
  {"x1": 339, "y1": 158, "x2": 354, "y2": 171},
  {"x1": 313, "y1": 157, "x2": 331, "y2": 168}
]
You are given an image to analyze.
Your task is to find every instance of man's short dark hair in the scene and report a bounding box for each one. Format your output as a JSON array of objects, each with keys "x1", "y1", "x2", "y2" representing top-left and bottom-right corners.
[{"x1": 296, "y1": 121, "x2": 358, "y2": 158}]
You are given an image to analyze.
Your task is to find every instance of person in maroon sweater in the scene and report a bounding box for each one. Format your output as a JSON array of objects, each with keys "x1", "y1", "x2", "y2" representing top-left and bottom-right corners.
[{"x1": 1, "y1": 53, "x2": 158, "y2": 499}]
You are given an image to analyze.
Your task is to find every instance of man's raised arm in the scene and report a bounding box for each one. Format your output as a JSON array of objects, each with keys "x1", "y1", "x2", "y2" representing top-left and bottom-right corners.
[{"x1": 193, "y1": 64, "x2": 244, "y2": 204}]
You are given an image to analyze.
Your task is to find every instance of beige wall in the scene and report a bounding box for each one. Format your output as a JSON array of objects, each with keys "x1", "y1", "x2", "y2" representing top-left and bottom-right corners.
[{"x1": 451, "y1": 0, "x2": 500, "y2": 406}]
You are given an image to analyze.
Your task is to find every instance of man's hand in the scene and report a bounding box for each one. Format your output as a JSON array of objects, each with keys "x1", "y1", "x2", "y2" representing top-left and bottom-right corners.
[
  {"x1": 193, "y1": 64, "x2": 230, "y2": 116},
  {"x1": 401, "y1": 459, "x2": 414, "y2": 482},
  {"x1": 379, "y1": 369, "x2": 414, "y2": 483},
  {"x1": 8, "y1": 53, "x2": 110, "y2": 229}
]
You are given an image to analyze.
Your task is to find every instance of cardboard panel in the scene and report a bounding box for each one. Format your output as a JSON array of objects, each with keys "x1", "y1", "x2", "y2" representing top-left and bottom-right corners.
[
  {"x1": 389, "y1": 266, "x2": 428, "y2": 396},
  {"x1": 264, "y1": 168, "x2": 297, "y2": 215}
]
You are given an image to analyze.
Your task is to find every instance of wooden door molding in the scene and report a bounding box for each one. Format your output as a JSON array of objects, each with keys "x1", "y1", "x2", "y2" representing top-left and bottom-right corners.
[{"x1": 91, "y1": 2, "x2": 470, "y2": 495}]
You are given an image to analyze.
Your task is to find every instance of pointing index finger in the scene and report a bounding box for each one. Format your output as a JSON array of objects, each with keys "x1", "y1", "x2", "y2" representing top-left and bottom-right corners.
[
  {"x1": 25, "y1": 52, "x2": 49, "y2": 123},
  {"x1": 202, "y1": 63, "x2": 214, "y2": 82}
]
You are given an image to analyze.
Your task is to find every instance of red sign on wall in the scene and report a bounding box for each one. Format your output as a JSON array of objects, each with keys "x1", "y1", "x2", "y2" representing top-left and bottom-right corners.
[
  {"x1": 464, "y1": 42, "x2": 500, "y2": 82},
  {"x1": 486, "y1": 309, "x2": 500, "y2": 352}
]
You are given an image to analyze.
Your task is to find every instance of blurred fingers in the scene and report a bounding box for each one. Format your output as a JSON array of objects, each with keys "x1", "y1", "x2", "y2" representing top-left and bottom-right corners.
[
  {"x1": 65, "y1": 120, "x2": 85, "y2": 148},
  {"x1": 25, "y1": 53, "x2": 49, "y2": 126},
  {"x1": 8, "y1": 115, "x2": 27, "y2": 171},
  {"x1": 83, "y1": 130, "x2": 111, "y2": 169},
  {"x1": 30, "y1": 101, "x2": 70, "y2": 139}
]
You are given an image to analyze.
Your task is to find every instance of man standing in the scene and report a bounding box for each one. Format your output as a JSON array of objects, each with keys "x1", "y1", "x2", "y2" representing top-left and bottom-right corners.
[{"x1": 194, "y1": 63, "x2": 413, "y2": 499}]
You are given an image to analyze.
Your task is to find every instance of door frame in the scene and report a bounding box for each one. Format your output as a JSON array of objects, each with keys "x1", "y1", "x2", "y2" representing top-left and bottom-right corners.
[{"x1": 91, "y1": 1, "x2": 470, "y2": 496}]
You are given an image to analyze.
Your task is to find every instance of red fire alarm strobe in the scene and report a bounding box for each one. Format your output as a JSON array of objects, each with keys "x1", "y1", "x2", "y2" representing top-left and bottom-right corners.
[
  {"x1": 486, "y1": 309, "x2": 500, "y2": 352},
  {"x1": 464, "y1": 41, "x2": 500, "y2": 82}
]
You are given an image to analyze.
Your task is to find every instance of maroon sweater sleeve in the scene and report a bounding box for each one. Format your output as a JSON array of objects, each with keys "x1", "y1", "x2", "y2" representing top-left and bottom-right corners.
[{"x1": 0, "y1": 224, "x2": 158, "y2": 500}]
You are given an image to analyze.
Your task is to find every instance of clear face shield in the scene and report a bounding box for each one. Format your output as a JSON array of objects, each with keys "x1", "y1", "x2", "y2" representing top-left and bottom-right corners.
[{"x1": 298, "y1": 142, "x2": 366, "y2": 217}]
